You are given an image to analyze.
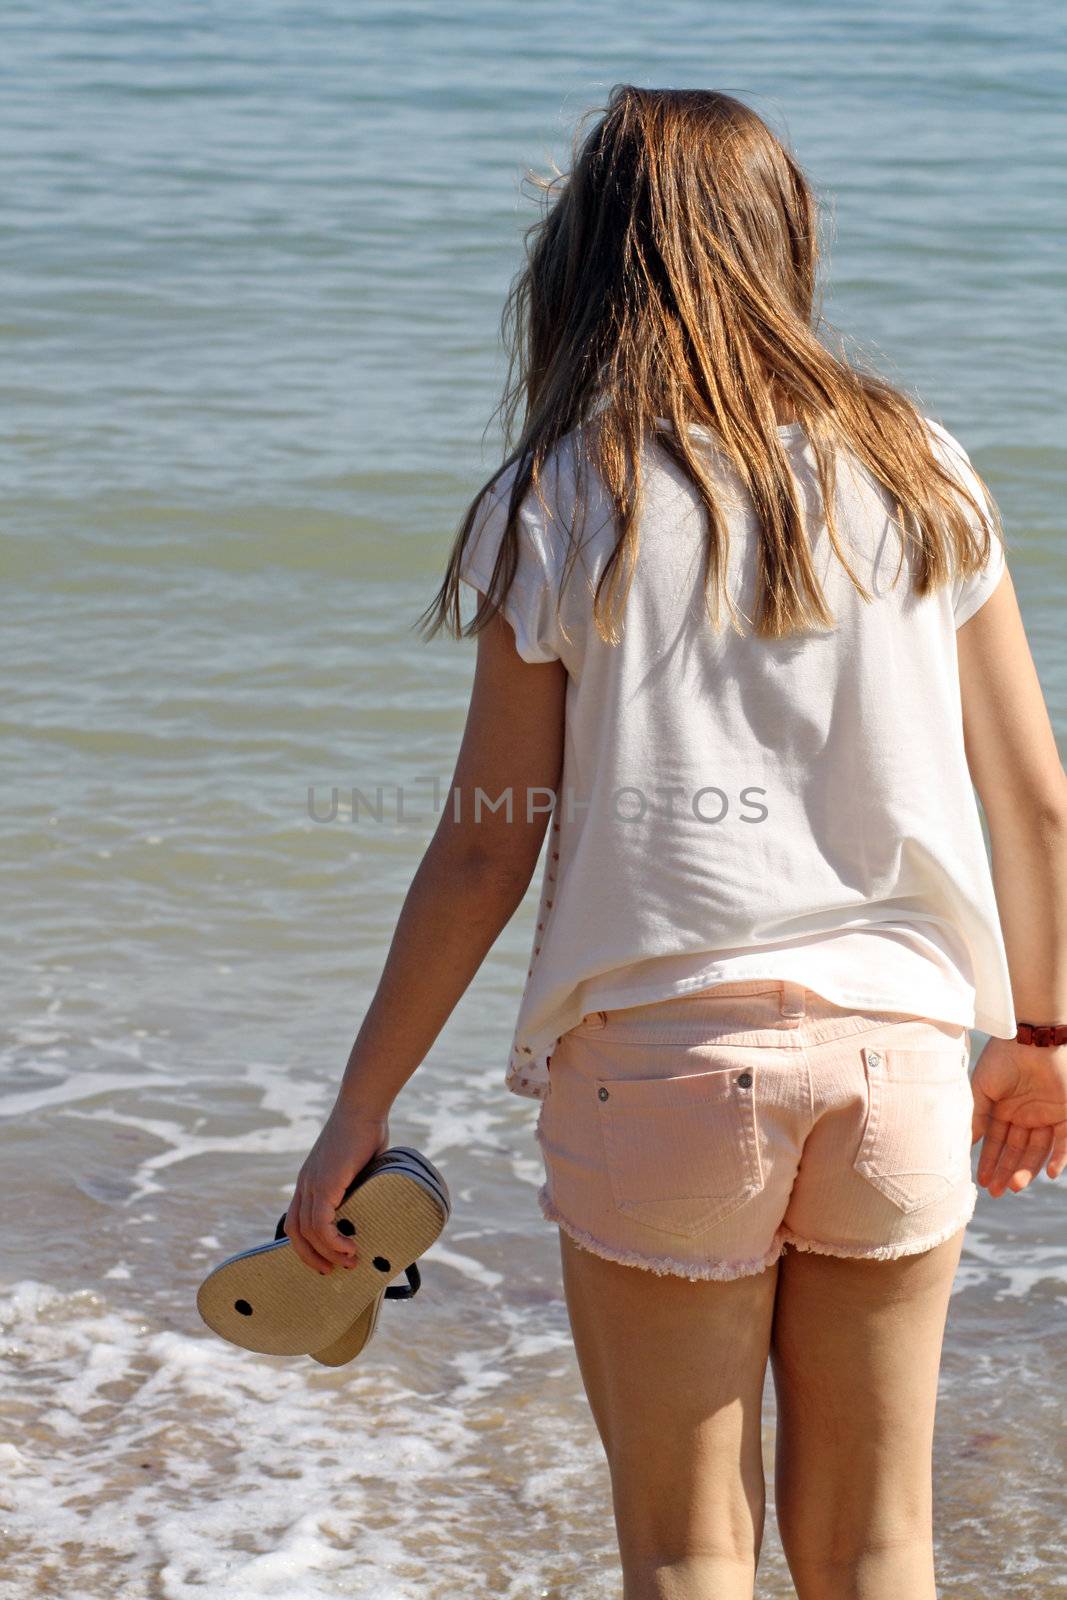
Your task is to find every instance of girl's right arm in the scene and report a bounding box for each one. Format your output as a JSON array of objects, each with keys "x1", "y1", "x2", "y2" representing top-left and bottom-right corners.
[{"x1": 956, "y1": 564, "x2": 1067, "y2": 1193}]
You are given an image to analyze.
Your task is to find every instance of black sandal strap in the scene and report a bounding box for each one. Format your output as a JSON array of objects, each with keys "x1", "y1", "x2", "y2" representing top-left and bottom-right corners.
[{"x1": 384, "y1": 1262, "x2": 421, "y2": 1299}]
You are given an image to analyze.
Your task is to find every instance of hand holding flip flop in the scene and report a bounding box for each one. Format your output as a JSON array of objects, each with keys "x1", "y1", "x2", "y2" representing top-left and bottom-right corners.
[
  {"x1": 282, "y1": 1105, "x2": 393, "y2": 1276},
  {"x1": 197, "y1": 1099, "x2": 450, "y2": 1367}
]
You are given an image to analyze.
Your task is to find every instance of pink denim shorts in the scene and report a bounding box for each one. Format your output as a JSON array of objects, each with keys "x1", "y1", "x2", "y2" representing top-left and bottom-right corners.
[{"x1": 534, "y1": 979, "x2": 978, "y2": 1281}]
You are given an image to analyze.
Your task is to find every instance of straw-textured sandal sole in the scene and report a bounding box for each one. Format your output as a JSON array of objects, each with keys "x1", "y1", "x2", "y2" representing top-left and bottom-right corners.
[
  {"x1": 309, "y1": 1291, "x2": 384, "y2": 1366},
  {"x1": 196, "y1": 1147, "x2": 449, "y2": 1358}
]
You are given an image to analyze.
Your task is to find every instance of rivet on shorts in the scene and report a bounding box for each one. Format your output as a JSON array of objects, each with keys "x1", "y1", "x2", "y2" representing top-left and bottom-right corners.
[
  {"x1": 736, "y1": 1072, "x2": 753, "y2": 1088},
  {"x1": 597, "y1": 1086, "x2": 609, "y2": 1101},
  {"x1": 867, "y1": 1051, "x2": 881, "y2": 1067}
]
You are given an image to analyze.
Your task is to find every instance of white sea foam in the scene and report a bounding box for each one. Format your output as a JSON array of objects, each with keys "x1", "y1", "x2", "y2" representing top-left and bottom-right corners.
[
  {"x1": 64, "y1": 1104, "x2": 326, "y2": 1203},
  {"x1": 0, "y1": 1070, "x2": 177, "y2": 1121},
  {"x1": 954, "y1": 1230, "x2": 1067, "y2": 1298},
  {"x1": 0, "y1": 1276, "x2": 606, "y2": 1599}
]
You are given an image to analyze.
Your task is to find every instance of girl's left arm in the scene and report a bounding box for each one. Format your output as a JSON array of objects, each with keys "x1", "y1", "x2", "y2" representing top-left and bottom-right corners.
[{"x1": 284, "y1": 605, "x2": 567, "y2": 1274}]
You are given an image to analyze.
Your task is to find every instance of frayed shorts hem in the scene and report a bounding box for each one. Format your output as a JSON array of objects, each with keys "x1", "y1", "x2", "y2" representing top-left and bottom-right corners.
[
  {"x1": 537, "y1": 1184, "x2": 977, "y2": 1279},
  {"x1": 778, "y1": 1187, "x2": 978, "y2": 1263},
  {"x1": 537, "y1": 1183, "x2": 786, "y2": 1282}
]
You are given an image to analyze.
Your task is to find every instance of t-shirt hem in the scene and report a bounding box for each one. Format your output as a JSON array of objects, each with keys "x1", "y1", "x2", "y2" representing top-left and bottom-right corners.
[
  {"x1": 561, "y1": 966, "x2": 980, "y2": 1036},
  {"x1": 972, "y1": 1004, "x2": 1018, "y2": 1039},
  {"x1": 505, "y1": 965, "x2": 1018, "y2": 1100}
]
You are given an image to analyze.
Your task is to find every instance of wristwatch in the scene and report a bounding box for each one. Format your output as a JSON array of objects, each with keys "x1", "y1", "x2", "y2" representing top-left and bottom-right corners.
[{"x1": 1014, "y1": 1022, "x2": 1067, "y2": 1047}]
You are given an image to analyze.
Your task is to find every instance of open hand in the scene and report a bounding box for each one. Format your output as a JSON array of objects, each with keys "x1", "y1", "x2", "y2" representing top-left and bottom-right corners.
[
  {"x1": 282, "y1": 1104, "x2": 391, "y2": 1275},
  {"x1": 971, "y1": 1038, "x2": 1067, "y2": 1196}
]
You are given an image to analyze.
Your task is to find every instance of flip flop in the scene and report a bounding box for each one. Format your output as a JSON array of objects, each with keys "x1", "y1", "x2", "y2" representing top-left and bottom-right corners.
[
  {"x1": 196, "y1": 1146, "x2": 450, "y2": 1363},
  {"x1": 288, "y1": 1209, "x2": 424, "y2": 1366}
]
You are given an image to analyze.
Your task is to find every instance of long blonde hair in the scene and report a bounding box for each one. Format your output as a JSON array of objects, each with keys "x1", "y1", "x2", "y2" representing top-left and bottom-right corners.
[{"x1": 417, "y1": 84, "x2": 1001, "y2": 646}]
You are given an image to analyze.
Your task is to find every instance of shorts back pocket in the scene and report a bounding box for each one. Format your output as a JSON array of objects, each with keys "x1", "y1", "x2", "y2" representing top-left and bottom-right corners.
[
  {"x1": 595, "y1": 1064, "x2": 764, "y2": 1238},
  {"x1": 853, "y1": 1042, "x2": 974, "y2": 1213}
]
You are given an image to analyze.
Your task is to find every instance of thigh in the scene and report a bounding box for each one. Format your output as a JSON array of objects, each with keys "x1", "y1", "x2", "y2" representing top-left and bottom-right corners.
[
  {"x1": 769, "y1": 1228, "x2": 965, "y2": 1587},
  {"x1": 558, "y1": 1226, "x2": 778, "y2": 1580}
]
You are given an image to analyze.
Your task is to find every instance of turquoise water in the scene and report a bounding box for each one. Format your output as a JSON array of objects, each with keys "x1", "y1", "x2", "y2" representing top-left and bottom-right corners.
[{"x1": 1, "y1": 4, "x2": 1065, "y2": 1595}]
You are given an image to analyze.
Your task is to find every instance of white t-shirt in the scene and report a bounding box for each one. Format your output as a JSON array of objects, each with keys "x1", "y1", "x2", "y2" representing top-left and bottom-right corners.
[{"x1": 457, "y1": 415, "x2": 1015, "y2": 1102}]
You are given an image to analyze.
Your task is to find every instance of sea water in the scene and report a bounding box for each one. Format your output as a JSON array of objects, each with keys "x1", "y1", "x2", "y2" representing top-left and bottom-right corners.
[{"x1": 1, "y1": 2, "x2": 1065, "y2": 1595}]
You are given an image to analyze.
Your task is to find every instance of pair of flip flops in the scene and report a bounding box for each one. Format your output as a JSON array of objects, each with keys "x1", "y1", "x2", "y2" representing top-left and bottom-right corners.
[{"x1": 196, "y1": 1146, "x2": 450, "y2": 1366}]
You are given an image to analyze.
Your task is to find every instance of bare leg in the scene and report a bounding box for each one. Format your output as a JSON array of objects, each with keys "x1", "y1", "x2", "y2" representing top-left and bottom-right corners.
[
  {"x1": 557, "y1": 1228, "x2": 779, "y2": 1600},
  {"x1": 770, "y1": 1229, "x2": 966, "y2": 1600}
]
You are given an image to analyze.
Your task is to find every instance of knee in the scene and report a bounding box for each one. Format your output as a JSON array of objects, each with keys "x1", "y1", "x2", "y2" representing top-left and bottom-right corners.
[
  {"x1": 613, "y1": 1480, "x2": 762, "y2": 1575},
  {"x1": 782, "y1": 1524, "x2": 935, "y2": 1598},
  {"x1": 620, "y1": 1549, "x2": 757, "y2": 1600}
]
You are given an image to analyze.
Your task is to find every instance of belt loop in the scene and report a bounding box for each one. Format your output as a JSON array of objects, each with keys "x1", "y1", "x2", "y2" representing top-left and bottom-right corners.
[{"x1": 779, "y1": 981, "x2": 807, "y2": 1019}]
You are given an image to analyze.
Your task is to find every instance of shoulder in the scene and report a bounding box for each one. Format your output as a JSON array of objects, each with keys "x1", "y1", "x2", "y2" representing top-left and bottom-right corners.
[
  {"x1": 470, "y1": 425, "x2": 596, "y2": 566},
  {"x1": 919, "y1": 413, "x2": 1001, "y2": 535},
  {"x1": 921, "y1": 415, "x2": 984, "y2": 501},
  {"x1": 921, "y1": 415, "x2": 966, "y2": 456},
  {"x1": 919, "y1": 417, "x2": 1008, "y2": 624}
]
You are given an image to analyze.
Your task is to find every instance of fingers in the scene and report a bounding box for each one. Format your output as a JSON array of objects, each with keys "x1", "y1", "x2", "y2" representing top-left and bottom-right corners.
[
  {"x1": 307, "y1": 1194, "x2": 360, "y2": 1268},
  {"x1": 300, "y1": 1186, "x2": 361, "y2": 1271},
  {"x1": 282, "y1": 1189, "x2": 360, "y2": 1276},
  {"x1": 1046, "y1": 1122, "x2": 1067, "y2": 1181},
  {"x1": 970, "y1": 1084, "x2": 992, "y2": 1146},
  {"x1": 982, "y1": 1120, "x2": 1028, "y2": 1196},
  {"x1": 979, "y1": 1121, "x2": 1053, "y2": 1197},
  {"x1": 1002, "y1": 1130, "x2": 1053, "y2": 1194},
  {"x1": 975, "y1": 1114, "x2": 1009, "y2": 1187},
  {"x1": 283, "y1": 1196, "x2": 333, "y2": 1275}
]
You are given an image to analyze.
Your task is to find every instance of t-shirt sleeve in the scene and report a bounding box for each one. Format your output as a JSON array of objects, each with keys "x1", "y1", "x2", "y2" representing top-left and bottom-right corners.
[
  {"x1": 924, "y1": 418, "x2": 1008, "y2": 628},
  {"x1": 456, "y1": 474, "x2": 563, "y2": 664},
  {"x1": 953, "y1": 522, "x2": 1006, "y2": 628}
]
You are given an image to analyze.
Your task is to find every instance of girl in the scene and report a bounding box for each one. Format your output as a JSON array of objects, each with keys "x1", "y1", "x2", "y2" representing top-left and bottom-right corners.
[{"x1": 285, "y1": 87, "x2": 1067, "y2": 1600}]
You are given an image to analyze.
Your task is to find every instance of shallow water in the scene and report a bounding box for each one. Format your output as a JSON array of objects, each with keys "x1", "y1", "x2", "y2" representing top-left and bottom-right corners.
[{"x1": 1, "y1": 2, "x2": 1065, "y2": 1595}]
